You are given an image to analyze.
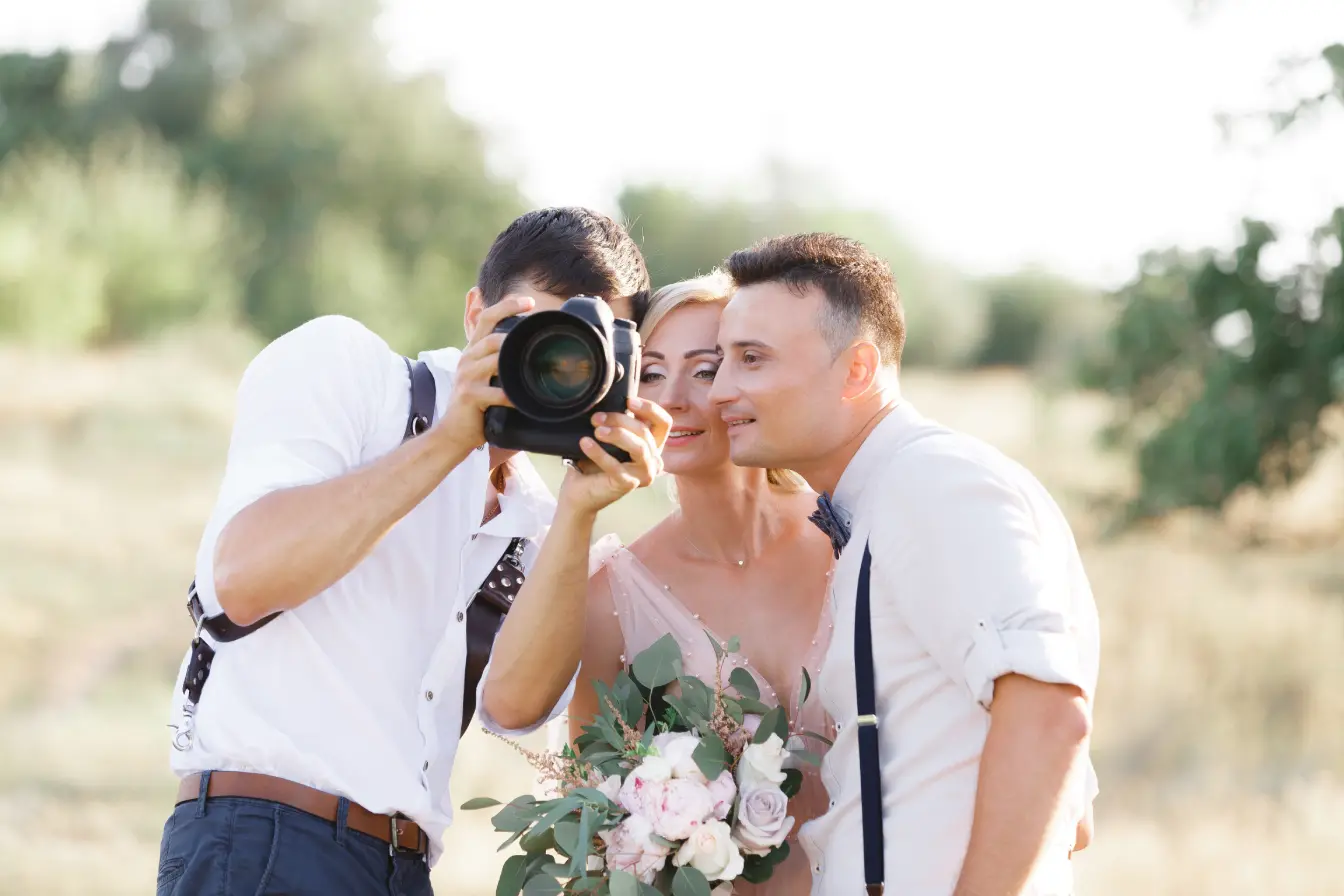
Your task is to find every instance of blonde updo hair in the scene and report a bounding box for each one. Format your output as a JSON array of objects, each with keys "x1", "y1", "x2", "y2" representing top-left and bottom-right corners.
[{"x1": 641, "y1": 271, "x2": 808, "y2": 494}]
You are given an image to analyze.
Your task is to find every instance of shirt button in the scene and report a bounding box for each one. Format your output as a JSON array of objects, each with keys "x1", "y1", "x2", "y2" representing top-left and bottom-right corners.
[
  {"x1": 456, "y1": 611, "x2": 465, "y2": 622},
  {"x1": 423, "y1": 760, "x2": 430, "y2": 771},
  {"x1": 425, "y1": 691, "x2": 434, "y2": 701}
]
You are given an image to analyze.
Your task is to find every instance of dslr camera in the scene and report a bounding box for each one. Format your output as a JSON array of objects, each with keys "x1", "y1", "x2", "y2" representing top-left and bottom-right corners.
[{"x1": 484, "y1": 296, "x2": 642, "y2": 462}]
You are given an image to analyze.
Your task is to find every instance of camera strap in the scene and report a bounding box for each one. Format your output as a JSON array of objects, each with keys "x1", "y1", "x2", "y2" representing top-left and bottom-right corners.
[{"x1": 172, "y1": 356, "x2": 525, "y2": 751}]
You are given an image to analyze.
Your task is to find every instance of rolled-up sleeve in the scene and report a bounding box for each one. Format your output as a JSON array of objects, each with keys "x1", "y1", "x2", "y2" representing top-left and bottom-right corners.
[
  {"x1": 192, "y1": 315, "x2": 392, "y2": 615},
  {"x1": 475, "y1": 662, "x2": 579, "y2": 737},
  {"x1": 872, "y1": 446, "x2": 1092, "y2": 709}
]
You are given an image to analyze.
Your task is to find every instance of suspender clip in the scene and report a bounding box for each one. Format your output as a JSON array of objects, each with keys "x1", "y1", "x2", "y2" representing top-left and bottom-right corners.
[{"x1": 857, "y1": 714, "x2": 879, "y2": 728}]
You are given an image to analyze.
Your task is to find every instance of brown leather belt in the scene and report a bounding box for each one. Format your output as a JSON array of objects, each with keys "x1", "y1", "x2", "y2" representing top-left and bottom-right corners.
[{"x1": 177, "y1": 771, "x2": 428, "y2": 856}]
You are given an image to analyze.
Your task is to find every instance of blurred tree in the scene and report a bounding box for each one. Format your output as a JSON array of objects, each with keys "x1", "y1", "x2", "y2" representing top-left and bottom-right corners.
[
  {"x1": 971, "y1": 267, "x2": 1105, "y2": 372},
  {"x1": 0, "y1": 128, "x2": 243, "y2": 347},
  {"x1": 1086, "y1": 216, "x2": 1344, "y2": 520},
  {"x1": 0, "y1": 0, "x2": 525, "y2": 351},
  {"x1": 618, "y1": 178, "x2": 988, "y2": 368}
]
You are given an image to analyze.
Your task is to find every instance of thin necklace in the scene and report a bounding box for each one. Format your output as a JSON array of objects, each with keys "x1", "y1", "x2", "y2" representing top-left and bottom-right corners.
[{"x1": 676, "y1": 510, "x2": 747, "y2": 567}]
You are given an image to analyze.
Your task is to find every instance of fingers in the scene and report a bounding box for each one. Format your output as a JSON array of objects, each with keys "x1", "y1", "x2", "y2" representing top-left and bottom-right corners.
[
  {"x1": 470, "y1": 295, "x2": 535, "y2": 345},
  {"x1": 578, "y1": 437, "x2": 641, "y2": 488},
  {"x1": 626, "y1": 396, "x2": 672, "y2": 449}
]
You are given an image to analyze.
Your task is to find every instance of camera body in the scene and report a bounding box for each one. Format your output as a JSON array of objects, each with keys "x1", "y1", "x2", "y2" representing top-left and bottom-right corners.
[{"x1": 483, "y1": 295, "x2": 642, "y2": 463}]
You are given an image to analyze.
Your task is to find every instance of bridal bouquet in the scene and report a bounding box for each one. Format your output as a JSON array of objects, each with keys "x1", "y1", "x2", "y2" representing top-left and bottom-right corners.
[{"x1": 463, "y1": 632, "x2": 827, "y2": 895}]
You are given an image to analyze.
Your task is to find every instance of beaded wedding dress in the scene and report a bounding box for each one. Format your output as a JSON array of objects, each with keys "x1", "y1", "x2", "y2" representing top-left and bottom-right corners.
[{"x1": 550, "y1": 534, "x2": 835, "y2": 895}]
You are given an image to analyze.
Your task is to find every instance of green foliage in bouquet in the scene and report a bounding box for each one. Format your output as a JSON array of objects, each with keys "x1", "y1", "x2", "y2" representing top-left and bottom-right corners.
[{"x1": 464, "y1": 632, "x2": 832, "y2": 895}]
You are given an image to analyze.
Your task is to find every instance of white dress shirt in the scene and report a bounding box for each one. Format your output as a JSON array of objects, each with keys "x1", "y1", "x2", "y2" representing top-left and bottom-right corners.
[
  {"x1": 165, "y1": 314, "x2": 574, "y2": 865},
  {"x1": 798, "y1": 401, "x2": 1100, "y2": 896}
]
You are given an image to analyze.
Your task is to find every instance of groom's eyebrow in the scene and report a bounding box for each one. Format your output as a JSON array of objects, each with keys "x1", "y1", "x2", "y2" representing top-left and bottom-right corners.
[
  {"x1": 684, "y1": 348, "x2": 720, "y2": 359},
  {"x1": 728, "y1": 339, "x2": 771, "y2": 351}
]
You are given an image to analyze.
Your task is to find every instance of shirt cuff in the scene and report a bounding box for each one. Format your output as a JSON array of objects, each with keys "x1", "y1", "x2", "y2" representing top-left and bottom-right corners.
[
  {"x1": 964, "y1": 616, "x2": 1089, "y2": 709},
  {"x1": 475, "y1": 663, "x2": 580, "y2": 738}
]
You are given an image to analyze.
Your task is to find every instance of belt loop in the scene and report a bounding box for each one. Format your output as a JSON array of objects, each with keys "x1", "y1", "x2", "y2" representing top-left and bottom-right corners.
[
  {"x1": 334, "y1": 797, "x2": 349, "y2": 845},
  {"x1": 195, "y1": 770, "x2": 212, "y2": 818}
]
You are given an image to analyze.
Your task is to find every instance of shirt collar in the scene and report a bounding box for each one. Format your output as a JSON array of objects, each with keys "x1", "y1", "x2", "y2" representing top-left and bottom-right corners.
[{"x1": 831, "y1": 400, "x2": 926, "y2": 524}]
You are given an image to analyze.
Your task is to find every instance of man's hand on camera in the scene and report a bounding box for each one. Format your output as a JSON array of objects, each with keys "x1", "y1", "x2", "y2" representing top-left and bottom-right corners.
[
  {"x1": 559, "y1": 396, "x2": 671, "y2": 516},
  {"x1": 439, "y1": 295, "x2": 534, "y2": 450}
]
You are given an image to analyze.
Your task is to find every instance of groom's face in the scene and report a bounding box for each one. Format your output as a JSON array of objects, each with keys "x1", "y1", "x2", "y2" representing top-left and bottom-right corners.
[{"x1": 711, "y1": 281, "x2": 847, "y2": 469}]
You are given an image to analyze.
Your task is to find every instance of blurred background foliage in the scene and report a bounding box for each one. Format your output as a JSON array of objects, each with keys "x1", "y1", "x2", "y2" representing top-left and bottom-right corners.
[{"x1": 0, "y1": 0, "x2": 1340, "y2": 523}]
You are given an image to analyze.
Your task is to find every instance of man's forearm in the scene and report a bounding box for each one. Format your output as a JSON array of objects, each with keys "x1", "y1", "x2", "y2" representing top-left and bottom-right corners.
[
  {"x1": 213, "y1": 425, "x2": 475, "y2": 625},
  {"x1": 480, "y1": 502, "x2": 596, "y2": 730},
  {"x1": 953, "y1": 675, "x2": 1091, "y2": 896}
]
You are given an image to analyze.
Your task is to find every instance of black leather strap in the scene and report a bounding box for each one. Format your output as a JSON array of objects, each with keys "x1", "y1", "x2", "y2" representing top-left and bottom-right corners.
[
  {"x1": 856, "y1": 542, "x2": 885, "y2": 895},
  {"x1": 403, "y1": 356, "x2": 434, "y2": 440},
  {"x1": 179, "y1": 354, "x2": 526, "y2": 745}
]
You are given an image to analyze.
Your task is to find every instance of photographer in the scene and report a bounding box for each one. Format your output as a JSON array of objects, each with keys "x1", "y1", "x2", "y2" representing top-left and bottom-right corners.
[{"x1": 155, "y1": 208, "x2": 666, "y2": 896}]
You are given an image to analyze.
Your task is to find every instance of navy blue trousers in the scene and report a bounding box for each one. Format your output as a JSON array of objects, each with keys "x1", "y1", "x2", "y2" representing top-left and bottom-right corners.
[{"x1": 155, "y1": 773, "x2": 434, "y2": 896}]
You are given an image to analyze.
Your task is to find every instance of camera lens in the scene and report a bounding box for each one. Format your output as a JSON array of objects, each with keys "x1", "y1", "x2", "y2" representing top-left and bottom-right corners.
[{"x1": 522, "y1": 331, "x2": 598, "y2": 405}]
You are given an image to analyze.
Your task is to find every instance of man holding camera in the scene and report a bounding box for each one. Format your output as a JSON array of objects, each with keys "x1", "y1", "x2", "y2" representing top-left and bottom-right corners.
[{"x1": 155, "y1": 208, "x2": 667, "y2": 896}]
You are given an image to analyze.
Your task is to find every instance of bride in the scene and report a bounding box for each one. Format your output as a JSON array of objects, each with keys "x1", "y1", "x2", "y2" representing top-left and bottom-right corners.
[{"x1": 562, "y1": 271, "x2": 836, "y2": 895}]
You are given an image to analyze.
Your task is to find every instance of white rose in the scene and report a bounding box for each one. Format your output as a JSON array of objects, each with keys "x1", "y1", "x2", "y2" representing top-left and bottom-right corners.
[
  {"x1": 736, "y1": 733, "x2": 788, "y2": 790},
  {"x1": 599, "y1": 814, "x2": 671, "y2": 884},
  {"x1": 652, "y1": 732, "x2": 707, "y2": 782},
  {"x1": 589, "y1": 771, "x2": 623, "y2": 804},
  {"x1": 645, "y1": 777, "x2": 715, "y2": 842},
  {"x1": 731, "y1": 784, "x2": 794, "y2": 856},
  {"x1": 618, "y1": 755, "x2": 673, "y2": 815},
  {"x1": 674, "y1": 818, "x2": 745, "y2": 881},
  {"x1": 705, "y1": 770, "x2": 737, "y2": 821}
]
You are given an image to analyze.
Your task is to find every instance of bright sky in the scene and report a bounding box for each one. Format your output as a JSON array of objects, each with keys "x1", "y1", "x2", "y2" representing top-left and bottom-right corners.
[{"x1": 4, "y1": 0, "x2": 1342, "y2": 288}]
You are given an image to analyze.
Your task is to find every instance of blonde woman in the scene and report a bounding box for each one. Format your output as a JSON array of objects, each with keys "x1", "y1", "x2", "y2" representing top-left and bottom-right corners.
[{"x1": 567, "y1": 272, "x2": 836, "y2": 895}]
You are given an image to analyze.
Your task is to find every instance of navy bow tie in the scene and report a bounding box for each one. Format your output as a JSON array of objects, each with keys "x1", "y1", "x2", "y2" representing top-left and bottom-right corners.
[{"x1": 808, "y1": 492, "x2": 851, "y2": 558}]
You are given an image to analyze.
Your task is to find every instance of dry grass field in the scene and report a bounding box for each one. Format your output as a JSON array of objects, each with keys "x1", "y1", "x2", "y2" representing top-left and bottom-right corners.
[{"x1": 1, "y1": 324, "x2": 1341, "y2": 894}]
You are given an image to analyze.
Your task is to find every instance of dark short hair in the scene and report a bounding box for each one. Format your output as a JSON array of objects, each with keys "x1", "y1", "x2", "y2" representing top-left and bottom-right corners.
[
  {"x1": 477, "y1": 207, "x2": 651, "y2": 324},
  {"x1": 725, "y1": 233, "x2": 905, "y2": 367}
]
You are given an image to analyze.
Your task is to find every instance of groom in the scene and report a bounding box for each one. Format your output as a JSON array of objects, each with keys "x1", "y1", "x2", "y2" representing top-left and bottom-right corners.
[{"x1": 709, "y1": 233, "x2": 1100, "y2": 895}]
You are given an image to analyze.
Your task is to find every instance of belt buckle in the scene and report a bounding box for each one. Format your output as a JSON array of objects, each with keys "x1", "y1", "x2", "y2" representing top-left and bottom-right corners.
[{"x1": 388, "y1": 814, "x2": 422, "y2": 860}]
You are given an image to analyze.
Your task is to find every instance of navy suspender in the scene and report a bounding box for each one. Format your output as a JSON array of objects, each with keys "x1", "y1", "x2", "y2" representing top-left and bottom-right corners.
[{"x1": 856, "y1": 541, "x2": 885, "y2": 895}]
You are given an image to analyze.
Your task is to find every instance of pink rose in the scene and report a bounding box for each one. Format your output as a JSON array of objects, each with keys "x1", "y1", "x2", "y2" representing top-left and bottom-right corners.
[
  {"x1": 705, "y1": 770, "x2": 737, "y2": 821},
  {"x1": 731, "y1": 784, "x2": 794, "y2": 856},
  {"x1": 646, "y1": 777, "x2": 715, "y2": 842},
  {"x1": 600, "y1": 814, "x2": 671, "y2": 884}
]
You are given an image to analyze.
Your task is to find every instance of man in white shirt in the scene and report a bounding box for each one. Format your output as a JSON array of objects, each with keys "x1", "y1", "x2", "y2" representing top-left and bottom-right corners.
[
  {"x1": 710, "y1": 233, "x2": 1100, "y2": 896},
  {"x1": 155, "y1": 208, "x2": 670, "y2": 896}
]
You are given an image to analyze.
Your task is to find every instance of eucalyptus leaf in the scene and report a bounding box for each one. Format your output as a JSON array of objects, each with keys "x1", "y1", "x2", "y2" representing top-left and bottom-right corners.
[
  {"x1": 692, "y1": 732, "x2": 727, "y2": 781},
  {"x1": 725, "y1": 636, "x2": 740, "y2": 653},
  {"x1": 736, "y1": 696, "x2": 772, "y2": 715},
  {"x1": 650, "y1": 833, "x2": 679, "y2": 850},
  {"x1": 521, "y1": 873, "x2": 563, "y2": 896},
  {"x1": 799, "y1": 729, "x2": 835, "y2": 747},
  {"x1": 553, "y1": 820, "x2": 579, "y2": 858},
  {"x1": 529, "y1": 796, "x2": 582, "y2": 839},
  {"x1": 462, "y1": 796, "x2": 503, "y2": 811},
  {"x1": 497, "y1": 825, "x2": 528, "y2": 852},
  {"x1": 567, "y1": 803, "x2": 596, "y2": 878},
  {"x1": 704, "y1": 629, "x2": 726, "y2": 662},
  {"x1": 677, "y1": 676, "x2": 714, "y2": 722},
  {"x1": 799, "y1": 667, "x2": 812, "y2": 704},
  {"x1": 672, "y1": 866, "x2": 712, "y2": 896},
  {"x1": 641, "y1": 722, "x2": 656, "y2": 748},
  {"x1": 721, "y1": 697, "x2": 744, "y2": 724},
  {"x1": 729, "y1": 667, "x2": 760, "y2": 701},
  {"x1": 781, "y1": 768, "x2": 804, "y2": 799},
  {"x1": 790, "y1": 748, "x2": 824, "y2": 767},
  {"x1": 570, "y1": 787, "x2": 615, "y2": 809},
  {"x1": 568, "y1": 877, "x2": 604, "y2": 894},
  {"x1": 609, "y1": 869, "x2": 641, "y2": 896},
  {"x1": 519, "y1": 824, "x2": 557, "y2": 854},
  {"x1": 632, "y1": 633, "x2": 684, "y2": 689},
  {"x1": 753, "y1": 706, "x2": 789, "y2": 744},
  {"x1": 497, "y1": 854, "x2": 530, "y2": 896}
]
